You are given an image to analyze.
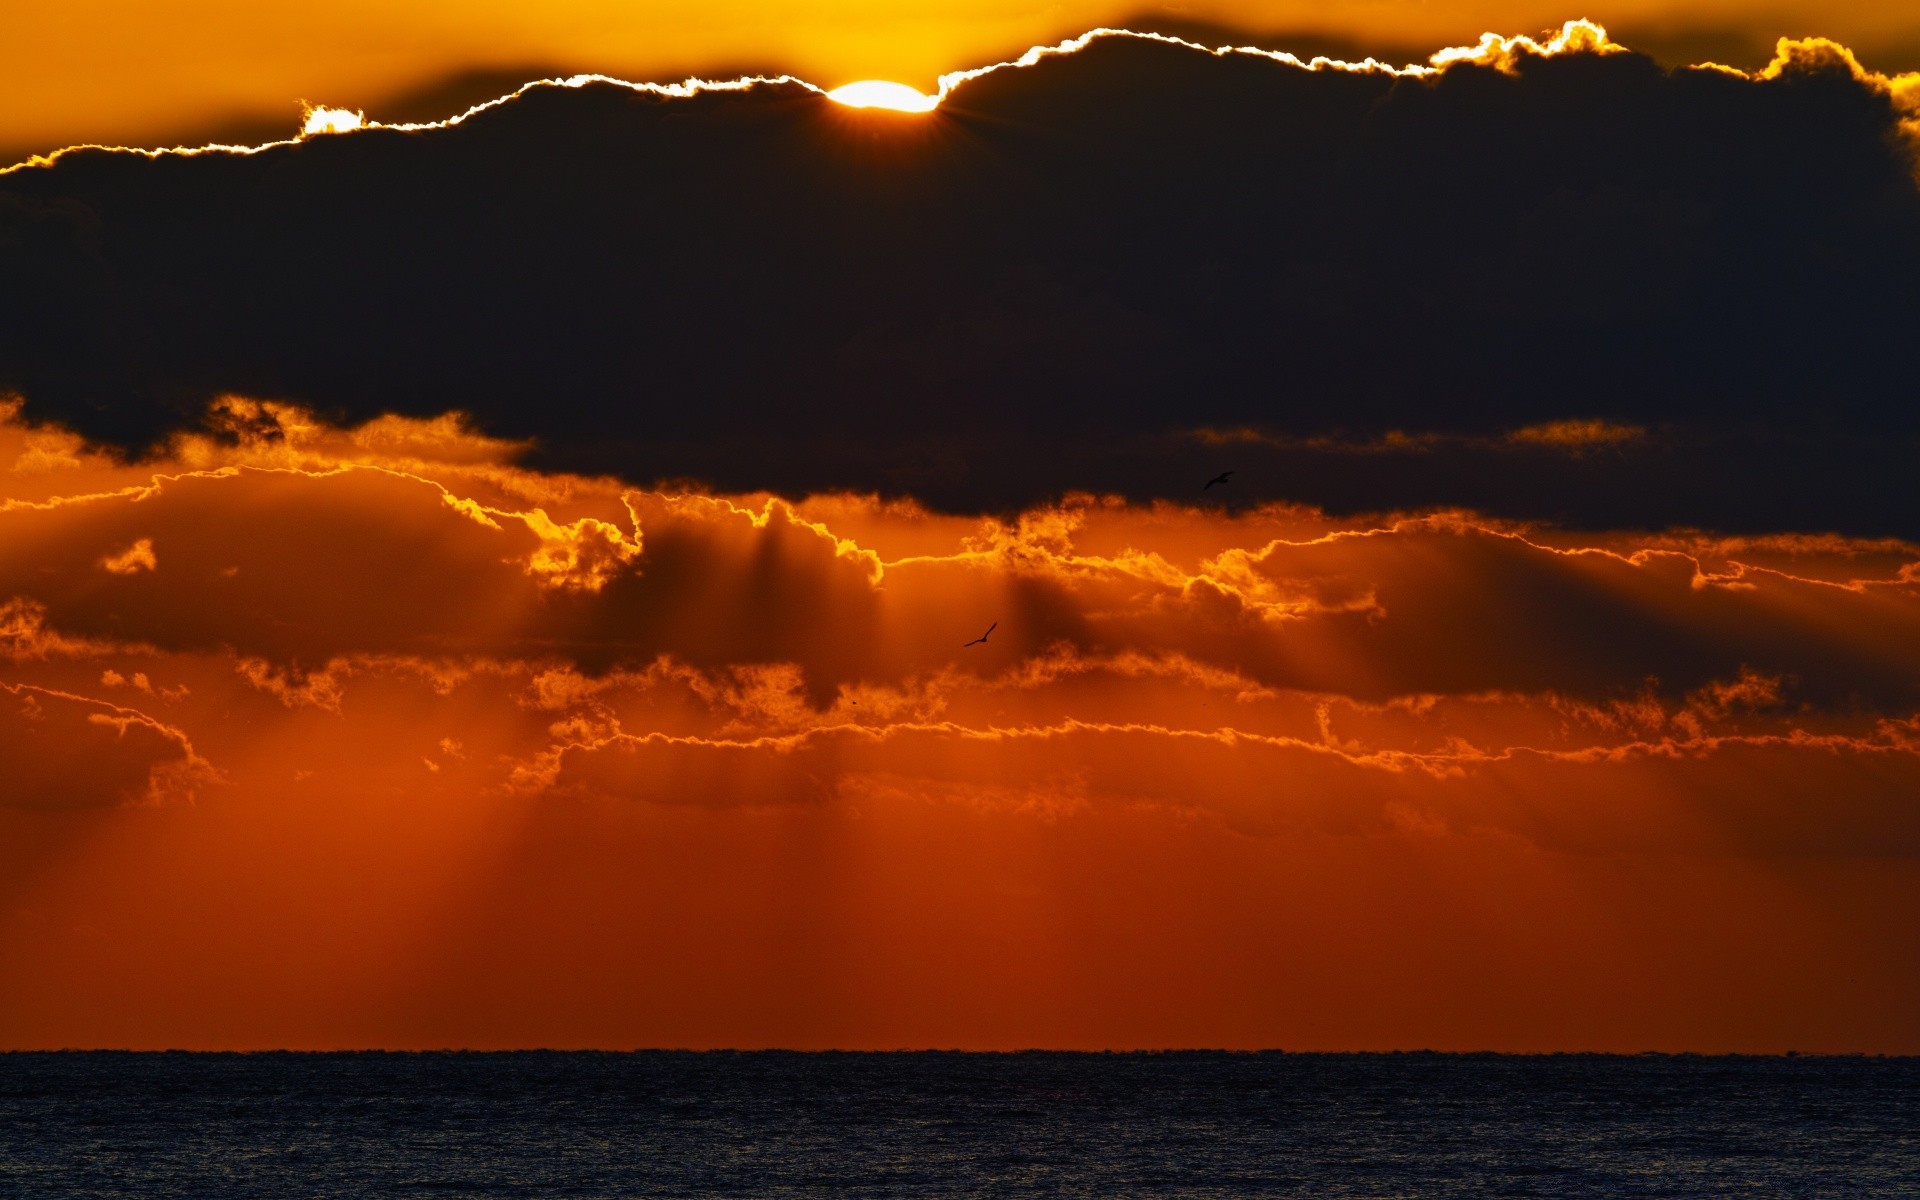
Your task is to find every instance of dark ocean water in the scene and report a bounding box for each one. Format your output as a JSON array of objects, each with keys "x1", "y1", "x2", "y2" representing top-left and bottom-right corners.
[{"x1": 1, "y1": 1052, "x2": 1915, "y2": 1198}]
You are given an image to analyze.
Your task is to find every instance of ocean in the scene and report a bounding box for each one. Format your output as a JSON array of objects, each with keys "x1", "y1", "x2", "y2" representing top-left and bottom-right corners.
[{"x1": 1, "y1": 1052, "x2": 1914, "y2": 1197}]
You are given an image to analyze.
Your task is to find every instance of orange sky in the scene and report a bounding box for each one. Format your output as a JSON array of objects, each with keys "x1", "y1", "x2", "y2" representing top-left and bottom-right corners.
[
  {"x1": 6, "y1": 14, "x2": 1920, "y2": 1050},
  {"x1": 3, "y1": 399, "x2": 1917, "y2": 1050},
  {"x1": 7, "y1": 0, "x2": 1920, "y2": 154}
]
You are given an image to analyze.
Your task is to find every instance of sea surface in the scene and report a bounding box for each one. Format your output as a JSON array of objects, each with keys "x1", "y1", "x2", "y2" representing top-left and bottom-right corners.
[{"x1": 1, "y1": 1052, "x2": 1915, "y2": 1198}]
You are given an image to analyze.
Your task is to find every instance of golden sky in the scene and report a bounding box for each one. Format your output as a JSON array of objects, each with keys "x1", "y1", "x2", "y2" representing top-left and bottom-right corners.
[
  {"x1": 4, "y1": 9, "x2": 1920, "y2": 1052},
  {"x1": 8, "y1": 0, "x2": 1920, "y2": 152}
]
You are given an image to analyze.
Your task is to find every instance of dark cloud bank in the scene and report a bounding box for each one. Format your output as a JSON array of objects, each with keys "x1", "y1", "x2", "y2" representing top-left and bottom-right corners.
[{"x1": 3, "y1": 33, "x2": 1919, "y2": 531}]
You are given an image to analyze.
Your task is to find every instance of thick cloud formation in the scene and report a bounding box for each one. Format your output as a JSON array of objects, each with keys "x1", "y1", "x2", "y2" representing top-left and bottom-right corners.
[
  {"x1": 5, "y1": 28, "x2": 1920, "y2": 1051},
  {"x1": 3, "y1": 27, "x2": 1919, "y2": 530},
  {"x1": 4, "y1": 399, "x2": 1920, "y2": 851},
  {"x1": 3, "y1": 402, "x2": 1919, "y2": 1049}
]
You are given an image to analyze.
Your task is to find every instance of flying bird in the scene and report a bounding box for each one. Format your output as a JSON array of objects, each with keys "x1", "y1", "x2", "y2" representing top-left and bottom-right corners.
[
  {"x1": 1204, "y1": 471, "x2": 1234, "y2": 490},
  {"x1": 964, "y1": 621, "x2": 997, "y2": 647}
]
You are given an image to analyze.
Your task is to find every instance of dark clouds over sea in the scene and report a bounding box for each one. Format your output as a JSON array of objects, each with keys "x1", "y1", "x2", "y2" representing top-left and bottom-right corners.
[{"x1": 3, "y1": 30, "x2": 1918, "y2": 531}]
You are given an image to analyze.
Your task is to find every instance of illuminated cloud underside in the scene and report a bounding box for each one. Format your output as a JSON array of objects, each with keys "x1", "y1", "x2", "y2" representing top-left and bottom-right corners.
[
  {"x1": 1, "y1": 401, "x2": 1917, "y2": 1050},
  {"x1": 2, "y1": 25, "x2": 1919, "y2": 1050}
]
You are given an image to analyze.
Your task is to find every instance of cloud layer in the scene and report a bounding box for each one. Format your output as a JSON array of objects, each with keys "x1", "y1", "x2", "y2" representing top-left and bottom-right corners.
[
  {"x1": 7, "y1": 0, "x2": 1920, "y2": 157},
  {"x1": 3, "y1": 28, "x2": 1919, "y2": 529},
  {"x1": 4, "y1": 28, "x2": 1920, "y2": 1049},
  {"x1": 2, "y1": 403, "x2": 1918, "y2": 1048}
]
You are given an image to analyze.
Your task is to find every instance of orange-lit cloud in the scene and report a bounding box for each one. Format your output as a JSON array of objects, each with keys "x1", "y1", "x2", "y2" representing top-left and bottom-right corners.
[
  {"x1": 2, "y1": 401, "x2": 1918, "y2": 1049},
  {"x1": 4, "y1": 25, "x2": 1920, "y2": 1053},
  {"x1": 0, "y1": 680, "x2": 207, "y2": 811},
  {"x1": 1197, "y1": 418, "x2": 1651, "y2": 455}
]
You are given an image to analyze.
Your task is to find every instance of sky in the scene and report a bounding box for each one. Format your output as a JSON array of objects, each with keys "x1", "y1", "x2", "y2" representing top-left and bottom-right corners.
[
  {"x1": 2, "y1": 10, "x2": 1919, "y2": 1051},
  {"x1": 5, "y1": 0, "x2": 1920, "y2": 154}
]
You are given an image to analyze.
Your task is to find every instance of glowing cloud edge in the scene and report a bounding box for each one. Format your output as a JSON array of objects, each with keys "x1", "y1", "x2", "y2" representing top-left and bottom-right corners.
[{"x1": 6, "y1": 20, "x2": 1917, "y2": 173}]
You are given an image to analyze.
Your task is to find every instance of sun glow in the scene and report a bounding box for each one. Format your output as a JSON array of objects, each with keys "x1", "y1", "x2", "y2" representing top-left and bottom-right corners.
[
  {"x1": 826, "y1": 80, "x2": 939, "y2": 112},
  {"x1": 301, "y1": 105, "x2": 365, "y2": 136}
]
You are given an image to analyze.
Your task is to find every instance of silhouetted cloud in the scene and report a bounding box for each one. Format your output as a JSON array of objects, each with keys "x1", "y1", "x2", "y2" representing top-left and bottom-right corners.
[
  {"x1": 2, "y1": 26, "x2": 1918, "y2": 530},
  {"x1": 9, "y1": 22, "x2": 1920, "y2": 1058}
]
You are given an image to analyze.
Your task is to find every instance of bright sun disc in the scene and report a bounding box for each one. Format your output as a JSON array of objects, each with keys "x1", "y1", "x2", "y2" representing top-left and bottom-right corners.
[
  {"x1": 301, "y1": 105, "x2": 364, "y2": 136},
  {"x1": 826, "y1": 80, "x2": 938, "y2": 113}
]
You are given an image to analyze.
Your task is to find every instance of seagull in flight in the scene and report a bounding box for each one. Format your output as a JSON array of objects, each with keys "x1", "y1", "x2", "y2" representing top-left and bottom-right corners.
[
  {"x1": 964, "y1": 621, "x2": 997, "y2": 647},
  {"x1": 1204, "y1": 471, "x2": 1234, "y2": 491}
]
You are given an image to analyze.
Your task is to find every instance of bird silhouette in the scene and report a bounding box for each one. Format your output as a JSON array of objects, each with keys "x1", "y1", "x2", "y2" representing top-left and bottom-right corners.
[
  {"x1": 964, "y1": 621, "x2": 997, "y2": 647},
  {"x1": 1204, "y1": 471, "x2": 1234, "y2": 490}
]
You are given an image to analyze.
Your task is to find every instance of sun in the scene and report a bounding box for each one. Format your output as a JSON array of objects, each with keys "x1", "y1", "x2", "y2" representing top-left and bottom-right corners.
[
  {"x1": 301, "y1": 105, "x2": 365, "y2": 136},
  {"x1": 825, "y1": 80, "x2": 939, "y2": 113}
]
